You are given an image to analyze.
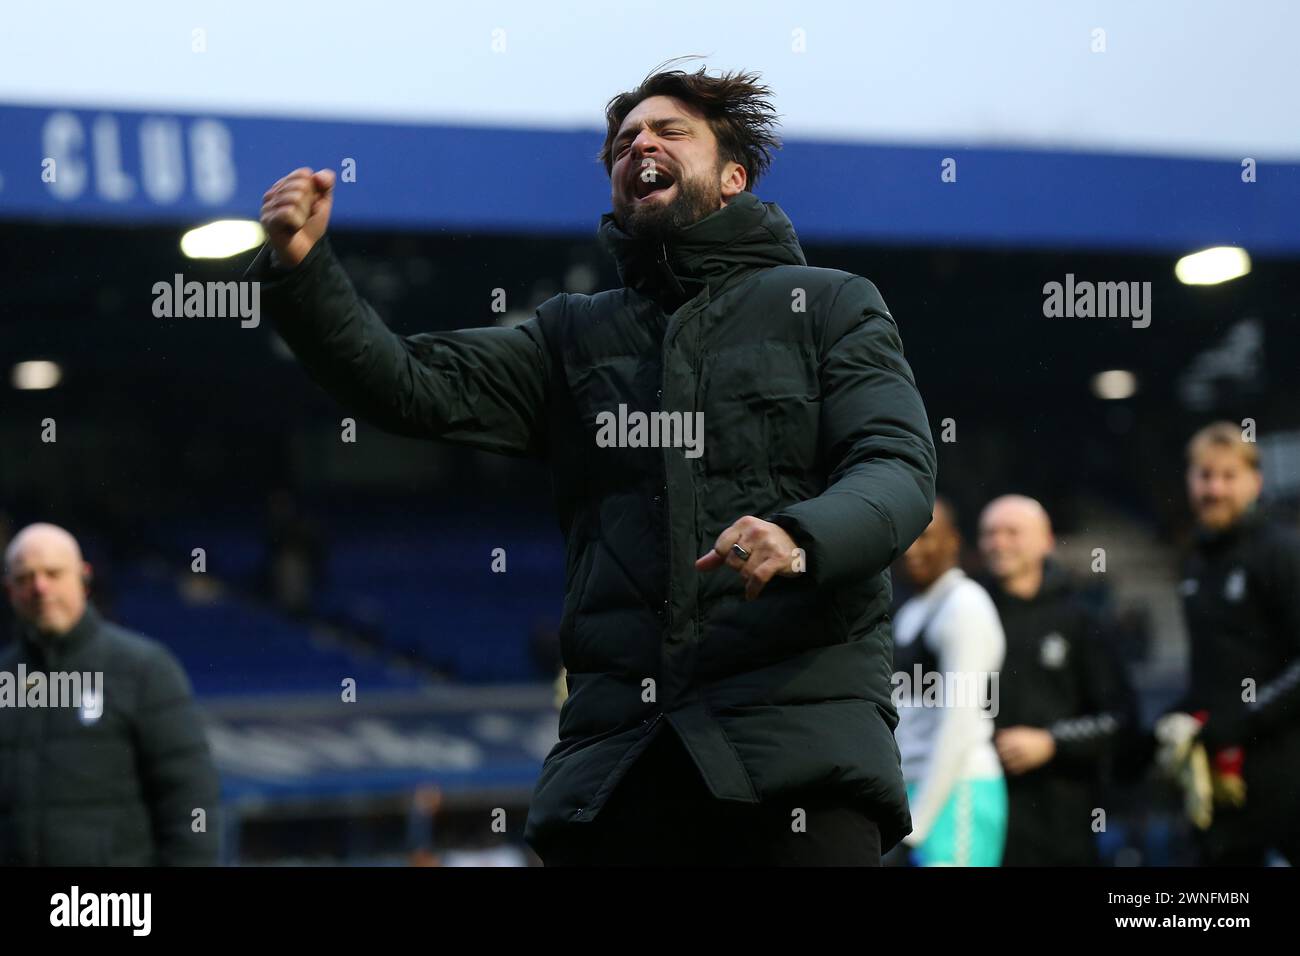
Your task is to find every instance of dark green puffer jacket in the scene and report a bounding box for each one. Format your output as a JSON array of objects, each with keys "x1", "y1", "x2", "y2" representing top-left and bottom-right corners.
[
  {"x1": 0, "y1": 605, "x2": 220, "y2": 865},
  {"x1": 247, "y1": 190, "x2": 936, "y2": 853}
]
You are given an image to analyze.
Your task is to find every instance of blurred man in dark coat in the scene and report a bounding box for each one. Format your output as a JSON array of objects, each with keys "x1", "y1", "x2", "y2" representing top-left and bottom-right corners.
[{"x1": 0, "y1": 523, "x2": 219, "y2": 865}]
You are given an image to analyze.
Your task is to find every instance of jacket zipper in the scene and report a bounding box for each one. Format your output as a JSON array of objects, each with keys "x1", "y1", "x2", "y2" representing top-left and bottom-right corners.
[
  {"x1": 659, "y1": 241, "x2": 676, "y2": 656},
  {"x1": 658, "y1": 242, "x2": 687, "y2": 300}
]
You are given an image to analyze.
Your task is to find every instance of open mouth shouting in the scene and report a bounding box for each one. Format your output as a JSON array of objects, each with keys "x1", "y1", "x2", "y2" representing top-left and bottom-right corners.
[{"x1": 631, "y1": 164, "x2": 677, "y2": 202}]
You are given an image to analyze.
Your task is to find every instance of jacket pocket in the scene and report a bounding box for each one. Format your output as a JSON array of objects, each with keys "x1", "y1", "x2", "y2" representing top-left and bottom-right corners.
[
  {"x1": 767, "y1": 396, "x2": 822, "y2": 482},
  {"x1": 45, "y1": 810, "x2": 113, "y2": 866},
  {"x1": 699, "y1": 347, "x2": 768, "y2": 479},
  {"x1": 559, "y1": 537, "x2": 597, "y2": 665},
  {"x1": 109, "y1": 806, "x2": 154, "y2": 866},
  {"x1": 827, "y1": 584, "x2": 851, "y2": 640}
]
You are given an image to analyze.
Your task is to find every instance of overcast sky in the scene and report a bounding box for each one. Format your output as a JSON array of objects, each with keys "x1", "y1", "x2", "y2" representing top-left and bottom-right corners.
[{"x1": 2, "y1": 0, "x2": 1296, "y2": 159}]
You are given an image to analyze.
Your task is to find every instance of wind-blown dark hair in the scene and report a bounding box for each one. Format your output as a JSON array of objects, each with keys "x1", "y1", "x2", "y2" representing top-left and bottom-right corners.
[{"x1": 598, "y1": 59, "x2": 782, "y2": 191}]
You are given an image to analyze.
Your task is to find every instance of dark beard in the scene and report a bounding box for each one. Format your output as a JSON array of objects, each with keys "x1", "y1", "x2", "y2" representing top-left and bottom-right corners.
[{"x1": 614, "y1": 169, "x2": 721, "y2": 243}]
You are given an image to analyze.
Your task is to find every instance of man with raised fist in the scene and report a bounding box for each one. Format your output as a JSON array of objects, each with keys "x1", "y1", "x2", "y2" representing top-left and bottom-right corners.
[{"x1": 246, "y1": 63, "x2": 936, "y2": 866}]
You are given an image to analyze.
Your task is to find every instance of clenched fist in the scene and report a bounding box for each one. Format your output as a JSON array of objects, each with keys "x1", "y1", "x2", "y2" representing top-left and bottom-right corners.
[{"x1": 260, "y1": 167, "x2": 335, "y2": 268}]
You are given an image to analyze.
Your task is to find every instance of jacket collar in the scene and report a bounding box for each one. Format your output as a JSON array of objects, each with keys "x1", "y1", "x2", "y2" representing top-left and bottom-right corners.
[
  {"x1": 1194, "y1": 505, "x2": 1262, "y2": 551},
  {"x1": 987, "y1": 558, "x2": 1071, "y2": 606},
  {"x1": 15, "y1": 602, "x2": 102, "y2": 661},
  {"x1": 598, "y1": 191, "x2": 807, "y2": 311}
]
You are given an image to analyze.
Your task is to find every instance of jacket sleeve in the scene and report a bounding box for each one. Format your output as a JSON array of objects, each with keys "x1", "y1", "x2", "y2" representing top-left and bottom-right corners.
[
  {"x1": 1048, "y1": 606, "x2": 1136, "y2": 770},
  {"x1": 1201, "y1": 529, "x2": 1300, "y2": 749},
  {"x1": 133, "y1": 647, "x2": 220, "y2": 865},
  {"x1": 766, "y1": 276, "x2": 936, "y2": 587},
  {"x1": 245, "y1": 238, "x2": 551, "y2": 458}
]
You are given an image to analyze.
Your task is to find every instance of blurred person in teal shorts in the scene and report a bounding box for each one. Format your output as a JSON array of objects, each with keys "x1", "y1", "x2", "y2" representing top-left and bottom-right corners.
[{"x1": 893, "y1": 499, "x2": 1007, "y2": 866}]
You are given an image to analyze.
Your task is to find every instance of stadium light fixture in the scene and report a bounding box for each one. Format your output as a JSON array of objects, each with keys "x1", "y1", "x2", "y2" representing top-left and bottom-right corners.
[
  {"x1": 180, "y1": 220, "x2": 265, "y2": 259},
  {"x1": 12, "y1": 360, "x2": 62, "y2": 390},
  {"x1": 1092, "y1": 369, "x2": 1137, "y2": 400},
  {"x1": 1174, "y1": 246, "x2": 1251, "y2": 285}
]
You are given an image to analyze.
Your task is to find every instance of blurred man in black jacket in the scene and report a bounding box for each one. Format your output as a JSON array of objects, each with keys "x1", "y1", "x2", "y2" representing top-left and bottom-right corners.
[
  {"x1": 0, "y1": 523, "x2": 219, "y2": 865},
  {"x1": 1164, "y1": 423, "x2": 1300, "y2": 865},
  {"x1": 978, "y1": 495, "x2": 1135, "y2": 866}
]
